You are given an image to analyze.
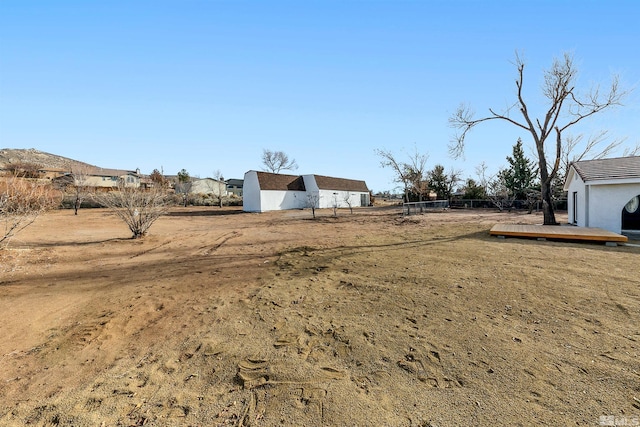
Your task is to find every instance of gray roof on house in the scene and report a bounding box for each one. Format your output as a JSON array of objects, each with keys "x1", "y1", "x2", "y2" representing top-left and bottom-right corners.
[{"x1": 572, "y1": 156, "x2": 640, "y2": 182}]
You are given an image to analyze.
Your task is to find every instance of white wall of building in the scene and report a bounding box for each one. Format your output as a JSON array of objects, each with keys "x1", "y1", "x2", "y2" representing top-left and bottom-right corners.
[
  {"x1": 243, "y1": 171, "x2": 307, "y2": 212},
  {"x1": 242, "y1": 171, "x2": 261, "y2": 212},
  {"x1": 565, "y1": 172, "x2": 586, "y2": 226},
  {"x1": 316, "y1": 189, "x2": 367, "y2": 209},
  {"x1": 587, "y1": 184, "x2": 640, "y2": 233},
  {"x1": 566, "y1": 170, "x2": 640, "y2": 233},
  {"x1": 244, "y1": 171, "x2": 370, "y2": 213},
  {"x1": 259, "y1": 190, "x2": 308, "y2": 212},
  {"x1": 301, "y1": 175, "x2": 369, "y2": 209}
]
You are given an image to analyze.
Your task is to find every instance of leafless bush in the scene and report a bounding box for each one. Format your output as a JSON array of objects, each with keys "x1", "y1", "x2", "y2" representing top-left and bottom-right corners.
[
  {"x1": 0, "y1": 177, "x2": 61, "y2": 247},
  {"x1": 93, "y1": 183, "x2": 169, "y2": 239}
]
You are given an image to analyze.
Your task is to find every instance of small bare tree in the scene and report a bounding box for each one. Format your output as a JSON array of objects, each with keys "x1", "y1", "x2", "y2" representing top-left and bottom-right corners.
[
  {"x1": 1, "y1": 176, "x2": 61, "y2": 247},
  {"x1": 262, "y1": 149, "x2": 298, "y2": 173},
  {"x1": 212, "y1": 170, "x2": 226, "y2": 208},
  {"x1": 486, "y1": 170, "x2": 514, "y2": 212},
  {"x1": 450, "y1": 52, "x2": 626, "y2": 225},
  {"x1": 94, "y1": 181, "x2": 169, "y2": 239},
  {"x1": 70, "y1": 167, "x2": 91, "y2": 215},
  {"x1": 331, "y1": 193, "x2": 339, "y2": 217},
  {"x1": 343, "y1": 192, "x2": 354, "y2": 214},
  {"x1": 307, "y1": 193, "x2": 320, "y2": 219}
]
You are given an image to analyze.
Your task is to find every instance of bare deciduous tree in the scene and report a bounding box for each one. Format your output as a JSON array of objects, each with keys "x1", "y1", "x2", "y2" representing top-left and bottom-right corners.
[
  {"x1": 486, "y1": 169, "x2": 514, "y2": 212},
  {"x1": 93, "y1": 182, "x2": 169, "y2": 239},
  {"x1": 474, "y1": 162, "x2": 512, "y2": 211},
  {"x1": 307, "y1": 193, "x2": 320, "y2": 219},
  {"x1": 343, "y1": 192, "x2": 354, "y2": 214},
  {"x1": 70, "y1": 167, "x2": 91, "y2": 215},
  {"x1": 262, "y1": 149, "x2": 298, "y2": 174},
  {"x1": 450, "y1": 52, "x2": 626, "y2": 225},
  {"x1": 331, "y1": 193, "x2": 339, "y2": 217},
  {"x1": 1, "y1": 176, "x2": 61, "y2": 247},
  {"x1": 375, "y1": 145, "x2": 429, "y2": 203},
  {"x1": 212, "y1": 170, "x2": 226, "y2": 208}
]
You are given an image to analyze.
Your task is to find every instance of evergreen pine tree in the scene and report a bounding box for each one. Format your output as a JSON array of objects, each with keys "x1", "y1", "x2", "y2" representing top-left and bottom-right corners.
[{"x1": 503, "y1": 139, "x2": 538, "y2": 200}]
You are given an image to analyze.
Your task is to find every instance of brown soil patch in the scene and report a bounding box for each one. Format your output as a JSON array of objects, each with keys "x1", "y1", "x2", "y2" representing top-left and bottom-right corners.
[{"x1": 1, "y1": 207, "x2": 639, "y2": 426}]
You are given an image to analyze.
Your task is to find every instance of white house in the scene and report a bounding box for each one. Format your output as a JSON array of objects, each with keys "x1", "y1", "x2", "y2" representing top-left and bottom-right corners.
[
  {"x1": 563, "y1": 156, "x2": 640, "y2": 234},
  {"x1": 243, "y1": 171, "x2": 370, "y2": 213}
]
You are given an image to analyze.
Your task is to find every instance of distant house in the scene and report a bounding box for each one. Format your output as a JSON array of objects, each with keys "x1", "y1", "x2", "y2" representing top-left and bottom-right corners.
[
  {"x1": 226, "y1": 178, "x2": 244, "y2": 197},
  {"x1": 243, "y1": 170, "x2": 370, "y2": 213},
  {"x1": 53, "y1": 167, "x2": 142, "y2": 190},
  {"x1": 564, "y1": 156, "x2": 640, "y2": 234}
]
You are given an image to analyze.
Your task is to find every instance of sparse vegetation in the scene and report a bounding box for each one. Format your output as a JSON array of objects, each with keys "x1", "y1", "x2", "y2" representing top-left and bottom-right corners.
[
  {"x1": 92, "y1": 182, "x2": 169, "y2": 239},
  {"x1": 3, "y1": 162, "x2": 43, "y2": 179},
  {"x1": 0, "y1": 176, "x2": 61, "y2": 247}
]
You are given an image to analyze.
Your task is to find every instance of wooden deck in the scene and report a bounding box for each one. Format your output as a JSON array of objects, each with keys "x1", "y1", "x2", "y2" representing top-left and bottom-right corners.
[{"x1": 489, "y1": 224, "x2": 628, "y2": 243}]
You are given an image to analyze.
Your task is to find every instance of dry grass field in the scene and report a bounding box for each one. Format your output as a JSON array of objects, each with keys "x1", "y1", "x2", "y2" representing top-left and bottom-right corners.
[{"x1": 1, "y1": 206, "x2": 639, "y2": 426}]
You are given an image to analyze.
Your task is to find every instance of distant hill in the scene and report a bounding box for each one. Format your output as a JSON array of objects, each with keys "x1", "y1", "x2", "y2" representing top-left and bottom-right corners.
[{"x1": 0, "y1": 148, "x2": 97, "y2": 172}]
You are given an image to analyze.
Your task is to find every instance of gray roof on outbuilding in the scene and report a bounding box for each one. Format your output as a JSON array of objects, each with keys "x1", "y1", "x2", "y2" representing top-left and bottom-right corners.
[{"x1": 572, "y1": 156, "x2": 640, "y2": 182}]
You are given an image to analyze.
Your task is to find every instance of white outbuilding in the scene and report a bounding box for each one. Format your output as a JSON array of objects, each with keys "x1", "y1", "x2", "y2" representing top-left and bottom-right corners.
[
  {"x1": 564, "y1": 156, "x2": 640, "y2": 234},
  {"x1": 243, "y1": 171, "x2": 370, "y2": 213}
]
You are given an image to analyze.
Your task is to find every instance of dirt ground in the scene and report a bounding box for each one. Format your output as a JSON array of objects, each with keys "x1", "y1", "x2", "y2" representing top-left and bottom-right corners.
[{"x1": 1, "y1": 206, "x2": 639, "y2": 426}]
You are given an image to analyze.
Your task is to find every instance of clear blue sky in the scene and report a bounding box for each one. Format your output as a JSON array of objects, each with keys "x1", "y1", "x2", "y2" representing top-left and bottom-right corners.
[{"x1": 1, "y1": 0, "x2": 639, "y2": 193}]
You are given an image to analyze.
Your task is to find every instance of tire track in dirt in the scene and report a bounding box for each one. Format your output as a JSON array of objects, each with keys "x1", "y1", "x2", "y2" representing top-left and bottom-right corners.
[{"x1": 198, "y1": 231, "x2": 242, "y2": 256}]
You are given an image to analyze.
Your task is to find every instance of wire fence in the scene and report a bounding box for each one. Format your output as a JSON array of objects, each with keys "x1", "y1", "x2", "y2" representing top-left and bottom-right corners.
[
  {"x1": 402, "y1": 198, "x2": 568, "y2": 215},
  {"x1": 402, "y1": 200, "x2": 449, "y2": 216}
]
